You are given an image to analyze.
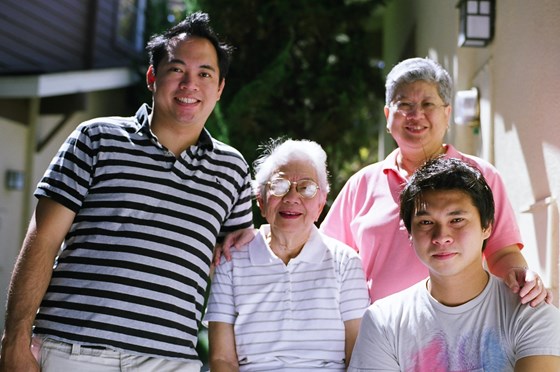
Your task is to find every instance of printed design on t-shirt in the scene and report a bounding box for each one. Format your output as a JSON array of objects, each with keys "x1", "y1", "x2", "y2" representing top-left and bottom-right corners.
[{"x1": 406, "y1": 329, "x2": 508, "y2": 371}]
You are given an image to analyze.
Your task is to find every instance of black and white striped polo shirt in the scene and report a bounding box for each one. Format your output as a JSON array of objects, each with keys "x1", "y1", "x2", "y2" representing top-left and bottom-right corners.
[{"x1": 33, "y1": 104, "x2": 253, "y2": 361}]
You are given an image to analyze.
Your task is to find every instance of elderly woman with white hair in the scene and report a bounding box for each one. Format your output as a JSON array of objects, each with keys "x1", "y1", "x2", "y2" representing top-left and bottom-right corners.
[{"x1": 204, "y1": 138, "x2": 369, "y2": 372}]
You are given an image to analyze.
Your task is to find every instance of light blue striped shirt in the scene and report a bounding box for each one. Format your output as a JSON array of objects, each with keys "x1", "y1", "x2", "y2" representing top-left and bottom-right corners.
[{"x1": 205, "y1": 225, "x2": 370, "y2": 371}]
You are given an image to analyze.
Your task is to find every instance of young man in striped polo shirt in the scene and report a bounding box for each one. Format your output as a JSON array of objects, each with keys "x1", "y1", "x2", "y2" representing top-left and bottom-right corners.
[{"x1": 0, "y1": 12, "x2": 253, "y2": 372}]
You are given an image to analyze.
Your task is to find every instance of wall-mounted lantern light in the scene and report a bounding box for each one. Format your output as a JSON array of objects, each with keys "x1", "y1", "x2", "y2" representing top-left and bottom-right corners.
[
  {"x1": 457, "y1": 0, "x2": 495, "y2": 47},
  {"x1": 454, "y1": 88, "x2": 480, "y2": 127},
  {"x1": 5, "y1": 170, "x2": 25, "y2": 191}
]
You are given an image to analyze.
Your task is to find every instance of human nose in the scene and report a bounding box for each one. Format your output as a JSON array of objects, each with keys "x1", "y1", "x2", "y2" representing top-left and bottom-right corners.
[
  {"x1": 431, "y1": 225, "x2": 453, "y2": 246},
  {"x1": 179, "y1": 73, "x2": 198, "y2": 90},
  {"x1": 282, "y1": 183, "x2": 301, "y2": 202}
]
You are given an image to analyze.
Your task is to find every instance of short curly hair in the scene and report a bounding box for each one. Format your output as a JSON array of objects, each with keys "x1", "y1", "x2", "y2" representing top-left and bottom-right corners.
[{"x1": 385, "y1": 57, "x2": 453, "y2": 106}]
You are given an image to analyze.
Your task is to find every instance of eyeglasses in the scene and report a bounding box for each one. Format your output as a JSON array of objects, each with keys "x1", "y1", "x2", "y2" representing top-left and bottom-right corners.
[
  {"x1": 266, "y1": 178, "x2": 320, "y2": 199},
  {"x1": 390, "y1": 101, "x2": 448, "y2": 115}
]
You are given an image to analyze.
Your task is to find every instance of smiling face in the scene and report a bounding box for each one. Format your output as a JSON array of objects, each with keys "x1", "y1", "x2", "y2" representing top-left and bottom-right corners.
[
  {"x1": 147, "y1": 35, "x2": 224, "y2": 131},
  {"x1": 410, "y1": 189, "x2": 492, "y2": 281},
  {"x1": 384, "y1": 80, "x2": 452, "y2": 155},
  {"x1": 258, "y1": 160, "x2": 326, "y2": 239}
]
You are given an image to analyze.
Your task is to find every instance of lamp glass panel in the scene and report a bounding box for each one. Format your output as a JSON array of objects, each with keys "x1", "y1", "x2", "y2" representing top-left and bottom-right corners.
[
  {"x1": 467, "y1": 0, "x2": 479, "y2": 13},
  {"x1": 479, "y1": 1, "x2": 491, "y2": 14},
  {"x1": 466, "y1": 15, "x2": 490, "y2": 38}
]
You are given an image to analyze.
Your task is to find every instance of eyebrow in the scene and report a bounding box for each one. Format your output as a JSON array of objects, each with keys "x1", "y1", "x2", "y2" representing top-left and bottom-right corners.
[
  {"x1": 167, "y1": 58, "x2": 217, "y2": 72},
  {"x1": 414, "y1": 209, "x2": 467, "y2": 217},
  {"x1": 395, "y1": 93, "x2": 438, "y2": 100}
]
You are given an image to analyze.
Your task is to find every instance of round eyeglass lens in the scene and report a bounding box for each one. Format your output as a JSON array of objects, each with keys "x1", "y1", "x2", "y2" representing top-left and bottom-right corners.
[
  {"x1": 297, "y1": 180, "x2": 318, "y2": 198},
  {"x1": 269, "y1": 179, "x2": 291, "y2": 196}
]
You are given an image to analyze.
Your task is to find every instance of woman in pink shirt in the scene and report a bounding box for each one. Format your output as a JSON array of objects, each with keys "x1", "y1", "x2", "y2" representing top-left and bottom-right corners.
[{"x1": 320, "y1": 57, "x2": 551, "y2": 305}]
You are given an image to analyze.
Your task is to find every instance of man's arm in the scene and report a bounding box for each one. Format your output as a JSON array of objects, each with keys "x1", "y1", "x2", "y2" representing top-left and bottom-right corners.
[
  {"x1": 515, "y1": 355, "x2": 560, "y2": 371},
  {"x1": 486, "y1": 244, "x2": 552, "y2": 306},
  {"x1": 208, "y1": 321, "x2": 240, "y2": 372},
  {"x1": 0, "y1": 198, "x2": 76, "y2": 372}
]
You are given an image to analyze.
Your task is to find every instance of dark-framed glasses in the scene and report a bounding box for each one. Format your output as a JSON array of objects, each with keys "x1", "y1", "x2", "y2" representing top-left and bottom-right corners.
[
  {"x1": 390, "y1": 101, "x2": 448, "y2": 115},
  {"x1": 266, "y1": 178, "x2": 320, "y2": 198}
]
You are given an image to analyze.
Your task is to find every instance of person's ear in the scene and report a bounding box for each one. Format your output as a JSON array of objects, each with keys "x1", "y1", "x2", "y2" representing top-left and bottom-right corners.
[
  {"x1": 257, "y1": 194, "x2": 266, "y2": 218},
  {"x1": 146, "y1": 65, "x2": 156, "y2": 91},
  {"x1": 315, "y1": 194, "x2": 327, "y2": 222},
  {"x1": 443, "y1": 104, "x2": 452, "y2": 125},
  {"x1": 384, "y1": 106, "x2": 392, "y2": 133},
  {"x1": 384, "y1": 105, "x2": 390, "y2": 119},
  {"x1": 216, "y1": 79, "x2": 225, "y2": 101},
  {"x1": 482, "y1": 223, "x2": 493, "y2": 240}
]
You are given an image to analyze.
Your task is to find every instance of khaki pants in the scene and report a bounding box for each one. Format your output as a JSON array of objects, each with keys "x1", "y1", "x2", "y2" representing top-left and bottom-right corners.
[{"x1": 35, "y1": 337, "x2": 202, "y2": 372}]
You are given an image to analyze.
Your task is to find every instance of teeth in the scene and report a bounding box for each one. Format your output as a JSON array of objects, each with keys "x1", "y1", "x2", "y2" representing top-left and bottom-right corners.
[{"x1": 177, "y1": 97, "x2": 197, "y2": 104}]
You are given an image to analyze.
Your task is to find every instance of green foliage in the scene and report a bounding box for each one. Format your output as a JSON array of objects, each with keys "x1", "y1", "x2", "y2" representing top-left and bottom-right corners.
[
  {"x1": 144, "y1": 0, "x2": 387, "y2": 221},
  {"x1": 199, "y1": 0, "x2": 387, "y2": 218}
]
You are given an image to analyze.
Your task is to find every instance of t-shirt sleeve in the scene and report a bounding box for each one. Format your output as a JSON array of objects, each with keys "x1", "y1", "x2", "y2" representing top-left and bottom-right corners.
[
  {"x1": 512, "y1": 302, "x2": 560, "y2": 360},
  {"x1": 340, "y1": 252, "x2": 370, "y2": 321},
  {"x1": 204, "y1": 257, "x2": 236, "y2": 324},
  {"x1": 348, "y1": 305, "x2": 400, "y2": 371},
  {"x1": 220, "y1": 160, "x2": 254, "y2": 237},
  {"x1": 35, "y1": 124, "x2": 95, "y2": 212}
]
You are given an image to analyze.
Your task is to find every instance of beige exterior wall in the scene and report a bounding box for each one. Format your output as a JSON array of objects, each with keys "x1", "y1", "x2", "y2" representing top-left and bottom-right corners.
[
  {"x1": 0, "y1": 88, "x2": 133, "y2": 332},
  {"x1": 382, "y1": 0, "x2": 560, "y2": 305},
  {"x1": 0, "y1": 119, "x2": 28, "y2": 334}
]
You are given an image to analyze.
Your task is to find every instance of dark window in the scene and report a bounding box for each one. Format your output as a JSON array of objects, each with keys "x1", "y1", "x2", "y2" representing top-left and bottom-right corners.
[{"x1": 115, "y1": 0, "x2": 146, "y2": 53}]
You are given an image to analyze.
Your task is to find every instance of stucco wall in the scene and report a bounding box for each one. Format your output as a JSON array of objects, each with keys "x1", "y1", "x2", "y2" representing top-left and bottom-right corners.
[
  {"x1": 382, "y1": 0, "x2": 560, "y2": 303},
  {"x1": 491, "y1": 1, "x2": 560, "y2": 300}
]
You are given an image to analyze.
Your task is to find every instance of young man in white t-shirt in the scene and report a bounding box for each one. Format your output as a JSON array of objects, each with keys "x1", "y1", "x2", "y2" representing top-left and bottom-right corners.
[{"x1": 349, "y1": 157, "x2": 560, "y2": 371}]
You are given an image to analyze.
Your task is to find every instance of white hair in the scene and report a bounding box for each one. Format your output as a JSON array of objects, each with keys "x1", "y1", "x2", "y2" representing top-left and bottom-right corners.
[{"x1": 253, "y1": 138, "x2": 330, "y2": 197}]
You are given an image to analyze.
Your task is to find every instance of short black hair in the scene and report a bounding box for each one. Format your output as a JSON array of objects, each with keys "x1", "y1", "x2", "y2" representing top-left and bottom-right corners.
[
  {"x1": 400, "y1": 157, "x2": 495, "y2": 234},
  {"x1": 146, "y1": 11, "x2": 233, "y2": 82}
]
